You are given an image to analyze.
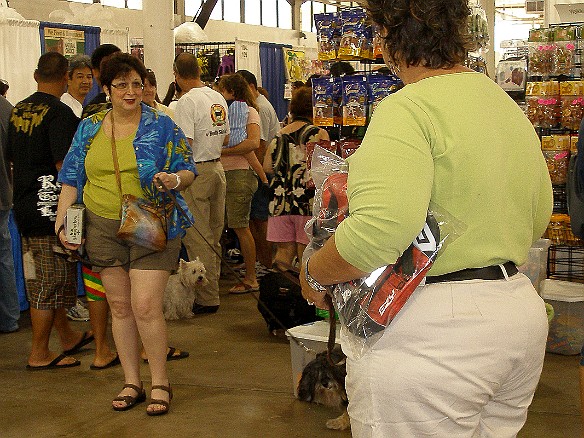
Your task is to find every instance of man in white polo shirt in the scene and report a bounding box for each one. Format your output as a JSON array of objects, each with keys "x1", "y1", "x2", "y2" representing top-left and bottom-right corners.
[
  {"x1": 174, "y1": 53, "x2": 229, "y2": 314},
  {"x1": 60, "y1": 54, "x2": 93, "y2": 118}
]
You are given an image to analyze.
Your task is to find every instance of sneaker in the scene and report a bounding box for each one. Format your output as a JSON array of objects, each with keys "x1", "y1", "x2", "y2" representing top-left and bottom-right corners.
[
  {"x1": 239, "y1": 262, "x2": 271, "y2": 279},
  {"x1": 67, "y1": 299, "x2": 90, "y2": 321}
]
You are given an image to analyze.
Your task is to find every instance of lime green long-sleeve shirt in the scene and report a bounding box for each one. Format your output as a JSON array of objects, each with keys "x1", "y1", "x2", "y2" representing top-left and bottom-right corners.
[{"x1": 335, "y1": 72, "x2": 553, "y2": 276}]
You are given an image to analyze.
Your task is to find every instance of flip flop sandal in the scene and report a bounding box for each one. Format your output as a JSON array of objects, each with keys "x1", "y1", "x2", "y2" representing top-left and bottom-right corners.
[
  {"x1": 90, "y1": 354, "x2": 121, "y2": 370},
  {"x1": 147, "y1": 384, "x2": 173, "y2": 416},
  {"x1": 143, "y1": 347, "x2": 189, "y2": 363},
  {"x1": 228, "y1": 282, "x2": 260, "y2": 294},
  {"x1": 26, "y1": 353, "x2": 81, "y2": 371},
  {"x1": 63, "y1": 331, "x2": 95, "y2": 355},
  {"x1": 112, "y1": 383, "x2": 146, "y2": 411}
]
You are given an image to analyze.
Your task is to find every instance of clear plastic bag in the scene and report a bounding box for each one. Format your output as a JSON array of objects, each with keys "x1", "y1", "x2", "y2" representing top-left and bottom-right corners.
[{"x1": 304, "y1": 146, "x2": 464, "y2": 357}]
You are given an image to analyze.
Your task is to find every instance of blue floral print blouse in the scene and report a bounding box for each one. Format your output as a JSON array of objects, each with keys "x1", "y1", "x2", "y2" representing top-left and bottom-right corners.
[{"x1": 58, "y1": 103, "x2": 197, "y2": 239}]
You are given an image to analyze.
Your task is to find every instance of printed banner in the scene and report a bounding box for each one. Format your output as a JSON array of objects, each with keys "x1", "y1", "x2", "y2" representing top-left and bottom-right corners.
[{"x1": 45, "y1": 28, "x2": 85, "y2": 58}]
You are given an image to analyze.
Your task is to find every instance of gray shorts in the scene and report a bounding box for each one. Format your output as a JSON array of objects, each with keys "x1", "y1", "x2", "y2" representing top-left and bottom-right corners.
[{"x1": 85, "y1": 209, "x2": 181, "y2": 272}]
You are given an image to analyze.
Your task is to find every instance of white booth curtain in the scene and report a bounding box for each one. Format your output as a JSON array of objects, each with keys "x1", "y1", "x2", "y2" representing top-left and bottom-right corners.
[
  {"x1": 0, "y1": 18, "x2": 41, "y2": 105},
  {"x1": 235, "y1": 39, "x2": 261, "y2": 85},
  {"x1": 100, "y1": 28, "x2": 129, "y2": 52}
]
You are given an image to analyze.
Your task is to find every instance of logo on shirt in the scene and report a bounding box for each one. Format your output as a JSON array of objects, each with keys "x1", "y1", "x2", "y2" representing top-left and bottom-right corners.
[
  {"x1": 210, "y1": 104, "x2": 227, "y2": 127},
  {"x1": 11, "y1": 103, "x2": 50, "y2": 137}
]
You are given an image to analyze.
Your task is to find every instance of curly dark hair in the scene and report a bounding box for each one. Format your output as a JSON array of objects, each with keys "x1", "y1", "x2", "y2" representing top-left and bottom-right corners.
[
  {"x1": 289, "y1": 87, "x2": 313, "y2": 120},
  {"x1": 218, "y1": 74, "x2": 258, "y2": 112},
  {"x1": 100, "y1": 52, "x2": 148, "y2": 89},
  {"x1": 364, "y1": 0, "x2": 471, "y2": 69}
]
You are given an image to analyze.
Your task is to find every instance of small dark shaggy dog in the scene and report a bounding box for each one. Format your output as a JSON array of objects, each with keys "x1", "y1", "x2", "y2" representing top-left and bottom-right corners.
[{"x1": 297, "y1": 345, "x2": 350, "y2": 430}]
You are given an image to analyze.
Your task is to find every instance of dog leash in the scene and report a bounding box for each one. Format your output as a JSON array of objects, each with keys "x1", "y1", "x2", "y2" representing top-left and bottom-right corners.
[
  {"x1": 272, "y1": 260, "x2": 338, "y2": 362},
  {"x1": 156, "y1": 177, "x2": 320, "y2": 355}
]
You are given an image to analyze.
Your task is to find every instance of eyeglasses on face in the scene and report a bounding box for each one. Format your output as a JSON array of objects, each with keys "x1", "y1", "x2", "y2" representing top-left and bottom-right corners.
[{"x1": 111, "y1": 81, "x2": 144, "y2": 91}]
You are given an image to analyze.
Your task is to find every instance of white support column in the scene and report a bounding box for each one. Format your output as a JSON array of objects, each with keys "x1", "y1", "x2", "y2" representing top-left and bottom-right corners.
[
  {"x1": 142, "y1": 0, "x2": 175, "y2": 98},
  {"x1": 480, "y1": 0, "x2": 496, "y2": 79}
]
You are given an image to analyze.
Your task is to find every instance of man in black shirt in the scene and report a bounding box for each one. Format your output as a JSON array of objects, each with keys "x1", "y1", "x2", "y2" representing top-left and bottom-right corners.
[{"x1": 7, "y1": 52, "x2": 90, "y2": 369}]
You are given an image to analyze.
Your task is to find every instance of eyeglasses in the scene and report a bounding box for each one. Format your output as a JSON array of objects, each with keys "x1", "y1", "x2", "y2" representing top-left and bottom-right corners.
[{"x1": 111, "y1": 81, "x2": 144, "y2": 91}]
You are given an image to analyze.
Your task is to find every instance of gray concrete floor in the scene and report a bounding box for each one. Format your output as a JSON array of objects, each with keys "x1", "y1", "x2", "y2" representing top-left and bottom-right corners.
[{"x1": 0, "y1": 275, "x2": 581, "y2": 438}]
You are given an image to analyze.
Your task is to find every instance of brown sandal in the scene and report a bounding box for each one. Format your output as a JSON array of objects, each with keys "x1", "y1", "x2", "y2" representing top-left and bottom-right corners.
[
  {"x1": 112, "y1": 383, "x2": 146, "y2": 411},
  {"x1": 147, "y1": 384, "x2": 173, "y2": 416}
]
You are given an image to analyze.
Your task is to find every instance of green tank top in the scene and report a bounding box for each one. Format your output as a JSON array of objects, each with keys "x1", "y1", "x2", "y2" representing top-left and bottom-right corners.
[{"x1": 84, "y1": 126, "x2": 142, "y2": 219}]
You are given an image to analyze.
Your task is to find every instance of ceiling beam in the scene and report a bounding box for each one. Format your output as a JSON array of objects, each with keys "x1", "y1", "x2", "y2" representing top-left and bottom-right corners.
[{"x1": 195, "y1": 0, "x2": 220, "y2": 29}]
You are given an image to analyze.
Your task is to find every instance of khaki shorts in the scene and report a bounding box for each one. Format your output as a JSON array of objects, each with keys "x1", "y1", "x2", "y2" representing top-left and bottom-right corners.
[
  {"x1": 225, "y1": 169, "x2": 258, "y2": 229},
  {"x1": 85, "y1": 209, "x2": 181, "y2": 272}
]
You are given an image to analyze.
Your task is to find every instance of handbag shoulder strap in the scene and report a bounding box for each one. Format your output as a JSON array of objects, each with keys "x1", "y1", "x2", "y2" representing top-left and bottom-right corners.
[{"x1": 109, "y1": 111, "x2": 124, "y2": 211}]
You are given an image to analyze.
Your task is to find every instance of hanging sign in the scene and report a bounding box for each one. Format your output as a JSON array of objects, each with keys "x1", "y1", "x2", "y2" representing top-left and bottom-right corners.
[{"x1": 44, "y1": 28, "x2": 85, "y2": 58}]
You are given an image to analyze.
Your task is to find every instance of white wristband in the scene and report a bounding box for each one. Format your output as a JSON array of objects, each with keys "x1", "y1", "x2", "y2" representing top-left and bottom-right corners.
[{"x1": 171, "y1": 173, "x2": 181, "y2": 190}]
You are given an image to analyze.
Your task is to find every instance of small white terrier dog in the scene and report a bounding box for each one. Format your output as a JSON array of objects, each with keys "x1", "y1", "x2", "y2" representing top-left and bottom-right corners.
[{"x1": 163, "y1": 257, "x2": 208, "y2": 320}]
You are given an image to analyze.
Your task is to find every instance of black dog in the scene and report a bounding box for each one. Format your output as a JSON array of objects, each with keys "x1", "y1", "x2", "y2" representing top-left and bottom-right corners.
[{"x1": 297, "y1": 345, "x2": 350, "y2": 430}]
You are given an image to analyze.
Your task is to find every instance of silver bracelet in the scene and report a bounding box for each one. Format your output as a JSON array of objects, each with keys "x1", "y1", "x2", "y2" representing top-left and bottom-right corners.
[{"x1": 171, "y1": 173, "x2": 181, "y2": 190}]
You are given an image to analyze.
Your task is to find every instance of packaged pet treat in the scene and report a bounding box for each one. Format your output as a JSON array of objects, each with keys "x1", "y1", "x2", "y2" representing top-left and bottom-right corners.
[
  {"x1": 367, "y1": 73, "x2": 403, "y2": 115},
  {"x1": 373, "y1": 24, "x2": 384, "y2": 60},
  {"x1": 561, "y1": 96, "x2": 584, "y2": 131},
  {"x1": 312, "y1": 76, "x2": 334, "y2": 127},
  {"x1": 543, "y1": 149, "x2": 570, "y2": 184},
  {"x1": 538, "y1": 97, "x2": 560, "y2": 129},
  {"x1": 314, "y1": 13, "x2": 338, "y2": 61},
  {"x1": 338, "y1": 8, "x2": 368, "y2": 60},
  {"x1": 525, "y1": 96, "x2": 541, "y2": 127},
  {"x1": 304, "y1": 146, "x2": 464, "y2": 358},
  {"x1": 342, "y1": 74, "x2": 368, "y2": 126},
  {"x1": 528, "y1": 28, "x2": 553, "y2": 76},
  {"x1": 553, "y1": 41, "x2": 576, "y2": 76}
]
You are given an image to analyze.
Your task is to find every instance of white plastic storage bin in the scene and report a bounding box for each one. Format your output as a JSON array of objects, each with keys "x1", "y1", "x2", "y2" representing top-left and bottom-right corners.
[
  {"x1": 518, "y1": 238, "x2": 551, "y2": 292},
  {"x1": 287, "y1": 320, "x2": 340, "y2": 397},
  {"x1": 540, "y1": 279, "x2": 584, "y2": 355}
]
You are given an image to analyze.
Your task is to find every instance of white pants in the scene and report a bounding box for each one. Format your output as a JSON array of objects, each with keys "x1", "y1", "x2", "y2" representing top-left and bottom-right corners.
[{"x1": 343, "y1": 273, "x2": 548, "y2": 438}]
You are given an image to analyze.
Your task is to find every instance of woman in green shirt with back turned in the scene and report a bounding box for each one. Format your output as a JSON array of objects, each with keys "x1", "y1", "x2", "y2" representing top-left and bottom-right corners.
[{"x1": 300, "y1": 1, "x2": 553, "y2": 436}]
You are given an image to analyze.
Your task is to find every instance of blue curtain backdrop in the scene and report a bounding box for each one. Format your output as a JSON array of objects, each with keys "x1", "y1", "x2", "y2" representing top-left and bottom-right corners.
[
  {"x1": 39, "y1": 22, "x2": 101, "y2": 103},
  {"x1": 259, "y1": 42, "x2": 291, "y2": 121}
]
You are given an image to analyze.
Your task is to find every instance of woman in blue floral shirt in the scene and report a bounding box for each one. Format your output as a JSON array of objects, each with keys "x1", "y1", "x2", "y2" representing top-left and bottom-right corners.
[{"x1": 55, "y1": 54, "x2": 195, "y2": 416}]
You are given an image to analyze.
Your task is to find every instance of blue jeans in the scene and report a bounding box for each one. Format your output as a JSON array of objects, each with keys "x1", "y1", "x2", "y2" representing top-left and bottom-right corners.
[{"x1": 0, "y1": 209, "x2": 20, "y2": 332}]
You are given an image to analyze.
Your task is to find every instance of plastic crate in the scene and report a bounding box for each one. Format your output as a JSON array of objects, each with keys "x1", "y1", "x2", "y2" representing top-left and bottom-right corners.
[
  {"x1": 547, "y1": 244, "x2": 584, "y2": 282},
  {"x1": 287, "y1": 321, "x2": 340, "y2": 397},
  {"x1": 540, "y1": 279, "x2": 584, "y2": 354}
]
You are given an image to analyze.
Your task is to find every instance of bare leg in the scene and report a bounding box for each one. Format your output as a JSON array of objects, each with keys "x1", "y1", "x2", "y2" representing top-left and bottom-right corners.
[
  {"x1": 53, "y1": 307, "x2": 87, "y2": 351},
  {"x1": 233, "y1": 227, "x2": 258, "y2": 287},
  {"x1": 87, "y1": 300, "x2": 117, "y2": 367},
  {"x1": 296, "y1": 243, "x2": 307, "y2": 266},
  {"x1": 28, "y1": 308, "x2": 77, "y2": 366},
  {"x1": 273, "y1": 242, "x2": 297, "y2": 270},
  {"x1": 129, "y1": 269, "x2": 171, "y2": 413},
  {"x1": 250, "y1": 218, "x2": 272, "y2": 268},
  {"x1": 101, "y1": 267, "x2": 141, "y2": 408}
]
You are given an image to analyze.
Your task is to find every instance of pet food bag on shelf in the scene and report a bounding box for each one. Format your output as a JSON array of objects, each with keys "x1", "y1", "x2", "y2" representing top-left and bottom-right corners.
[
  {"x1": 540, "y1": 279, "x2": 584, "y2": 355},
  {"x1": 303, "y1": 146, "x2": 464, "y2": 358}
]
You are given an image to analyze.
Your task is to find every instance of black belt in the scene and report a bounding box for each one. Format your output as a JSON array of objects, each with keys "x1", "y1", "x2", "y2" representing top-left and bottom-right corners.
[
  {"x1": 426, "y1": 261, "x2": 518, "y2": 284},
  {"x1": 195, "y1": 157, "x2": 220, "y2": 164}
]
